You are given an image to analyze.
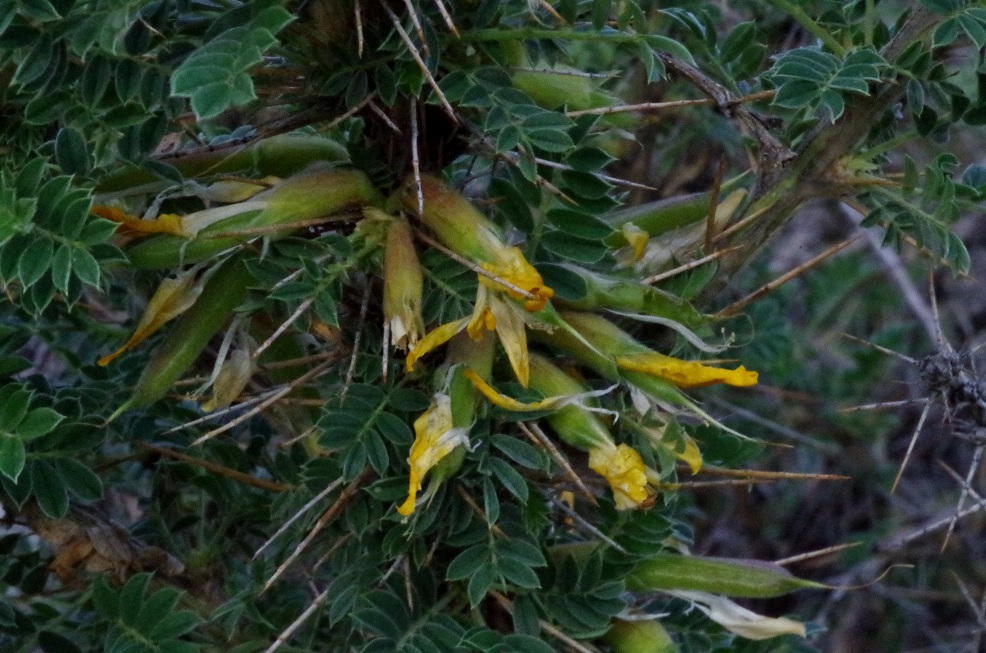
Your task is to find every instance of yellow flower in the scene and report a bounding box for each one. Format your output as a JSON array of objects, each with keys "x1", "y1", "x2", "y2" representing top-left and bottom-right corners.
[
  {"x1": 479, "y1": 247, "x2": 554, "y2": 312},
  {"x1": 399, "y1": 175, "x2": 553, "y2": 313},
  {"x1": 616, "y1": 352, "x2": 758, "y2": 389},
  {"x1": 407, "y1": 285, "x2": 531, "y2": 387},
  {"x1": 397, "y1": 394, "x2": 470, "y2": 516},
  {"x1": 589, "y1": 443, "x2": 654, "y2": 510}
]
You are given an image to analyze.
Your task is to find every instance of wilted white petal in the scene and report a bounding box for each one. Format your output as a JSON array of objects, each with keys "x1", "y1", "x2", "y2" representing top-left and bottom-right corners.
[{"x1": 668, "y1": 590, "x2": 806, "y2": 640}]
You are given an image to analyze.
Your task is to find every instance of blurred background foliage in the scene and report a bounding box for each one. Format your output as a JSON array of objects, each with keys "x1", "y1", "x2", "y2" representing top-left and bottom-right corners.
[{"x1": 0, "y1": 0, "x2": 985, "y2": 652}]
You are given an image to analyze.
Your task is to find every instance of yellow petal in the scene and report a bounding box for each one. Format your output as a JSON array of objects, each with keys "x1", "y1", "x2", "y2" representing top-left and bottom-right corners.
[
  {"x1": 676, "y1": 434, "x2": 703, "y2": 474},
  {"x1": 589, "y1": 444, "x2": 653, "y2": 510},
  {"x1": 488, "y1": 295, "x2": 530, "y2": 388},
  {"x1": 398, "y1": 395, "x2": 467, "y2": 516},
  {"x1": 479, "y1": 247, "x2": 554, "y2": 312},
  {"x1": 616, "y1": 353, "x2": 758, "y2": 389},
  {"x1": 98, "y1": 270, "x2": 205, "y2": 366},
  {"x1": 92, "y1": 205, "x2": 186, "y2": 238},
  {"x1": 464, "y1": 368, "x2": 561, "y2": 412},
  {"x1": 405, "y1": 318, "x2": 469, "y2": 372},
  {"x1": 466, "y1": 307, "x2": 496, "y2": 340},
  {"x1": 622, "y1": 223, "x2": 650, "y2": 262}
]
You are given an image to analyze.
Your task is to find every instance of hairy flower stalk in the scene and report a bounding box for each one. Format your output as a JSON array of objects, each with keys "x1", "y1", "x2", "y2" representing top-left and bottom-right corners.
[{"x1": 380, "y1": 212, "x2": 424, "y2": 350}]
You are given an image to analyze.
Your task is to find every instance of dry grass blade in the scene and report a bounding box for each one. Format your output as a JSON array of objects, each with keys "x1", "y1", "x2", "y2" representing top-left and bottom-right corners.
[
  {"x1": 263, "y1": 468, "x2": 371, "y2": 592},
  {"x1": 518, "y1": 422, "x2": 598, "y2": 506},
  {"x1": 381, "y1": 2, "x2": 456, "y2": 121},
  {"x1": 717, "y1": 236, "x2": 860, "y2": 318},
  {"x1": 659, "y1": 477, "x2": 842, "y2": 490},
  {"x1": 566, "y1": 97, "x2": 712, "y2": 118},
  {"x1": 253, "y1": 478, "x2": 343, "y2": 560},
  {"x1": 263, "y1": 587, "x2": 331, "y2": 653},
  {"x1": 839, "y1": 398, "x2": 928, "y2": 413}
]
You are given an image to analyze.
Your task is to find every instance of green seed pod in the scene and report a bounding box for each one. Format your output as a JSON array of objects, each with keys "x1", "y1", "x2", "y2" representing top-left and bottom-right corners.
[
  {"x1": 604, "y1": 619, "x2": 678, "y2": 653},
  {"x1": 603, "y1": 174, "x2": 750, "y2": 244},
  {"x1": 95, "y1": 134, "x2": 349, "y2": 195},
  {"x1": 113, "y1": 255, "x2": 254, "y2": 416},
  {"x1": 556, "y1": 264, "x2": 707, "y2": 330},
  {"x1": 626, "y1": 553, "x2": 825, "y2": 598},
  {"x1": 126, "y1": 168, "x2": 381, "y2": 269}
]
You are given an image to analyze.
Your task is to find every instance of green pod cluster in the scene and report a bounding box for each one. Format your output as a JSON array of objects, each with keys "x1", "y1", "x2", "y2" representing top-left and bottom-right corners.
[
  {"x1": 117, "y1": 255, "x2": 254, "y2": 414},
  {"x1": 626, "y1": 552, "x2": 824, "y2": 598},
  {"x1": 126, "y1": 168, "x2": 381, "y2": 269}
]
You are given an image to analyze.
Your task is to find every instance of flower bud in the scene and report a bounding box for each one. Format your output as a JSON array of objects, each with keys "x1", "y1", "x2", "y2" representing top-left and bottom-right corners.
[{"x1": 381, "y1": 214, "x2": 424, "y2": 350}]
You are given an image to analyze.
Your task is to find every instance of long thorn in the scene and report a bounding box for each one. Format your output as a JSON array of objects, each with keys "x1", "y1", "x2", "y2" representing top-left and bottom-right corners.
[
  {"x1": 432, "y1": 0, "x2": 460, "y2": 37},
  {"x1": 381, "y1": 2, "x2": 457, "y2": 121},
  {"x1": 410, "y1": 100, "x2": 424, "y2": 217},
  {"x1": 520, "y1": 422, "x2": 598, "y2": 506},
  {"x1": 939, "y1": 447, "x2": 986, "y2": 552},
  {"x1": 263, "y1": 468, "x2": 370, "y2": 592},
  {"x1": 341, "y1": 285, "x2": 372, "y2": 404},
  {"x1": 717, "y1": 236, "x2": 860, "y2": 318},
  {"x1": 839, "y1": 332, "x2": 918, "y2": 364},
  {"x1": 263, "y1": 587, "x2": 332, "y2": 653},
  {"x1": 355, "y1": 0, "x2": 364, "y2": 57},
  {"x1": 551, "y1": 496, "x2": 628, "y2": 554},
  {"x1": 142, "y1": 444, "x2": 293, "y2": 492},
  {"x1": 412, "y1": 229, "x2": 538, "y2": 302},
  {"x1": 253, "y1": 296, "x2": 315, "y2": 361},
  {"x1": 890, "y1": 397, "x2": 933, "y2": 493},
  {"x1": 643, "y1": 247, "x2": 739, "y2": 285},
  {"x1": 400, "y1": 0, "x2": 429, "y2": 55},
  {"x1": 774, "y1": 541, "x2": 864, "y2": 566},
  {"x1": 192, "y1": 359, "x2": 336, "y2": 446},
  {"x1": 253, "y1": 479, "x2": 343, "y2": 560}
]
